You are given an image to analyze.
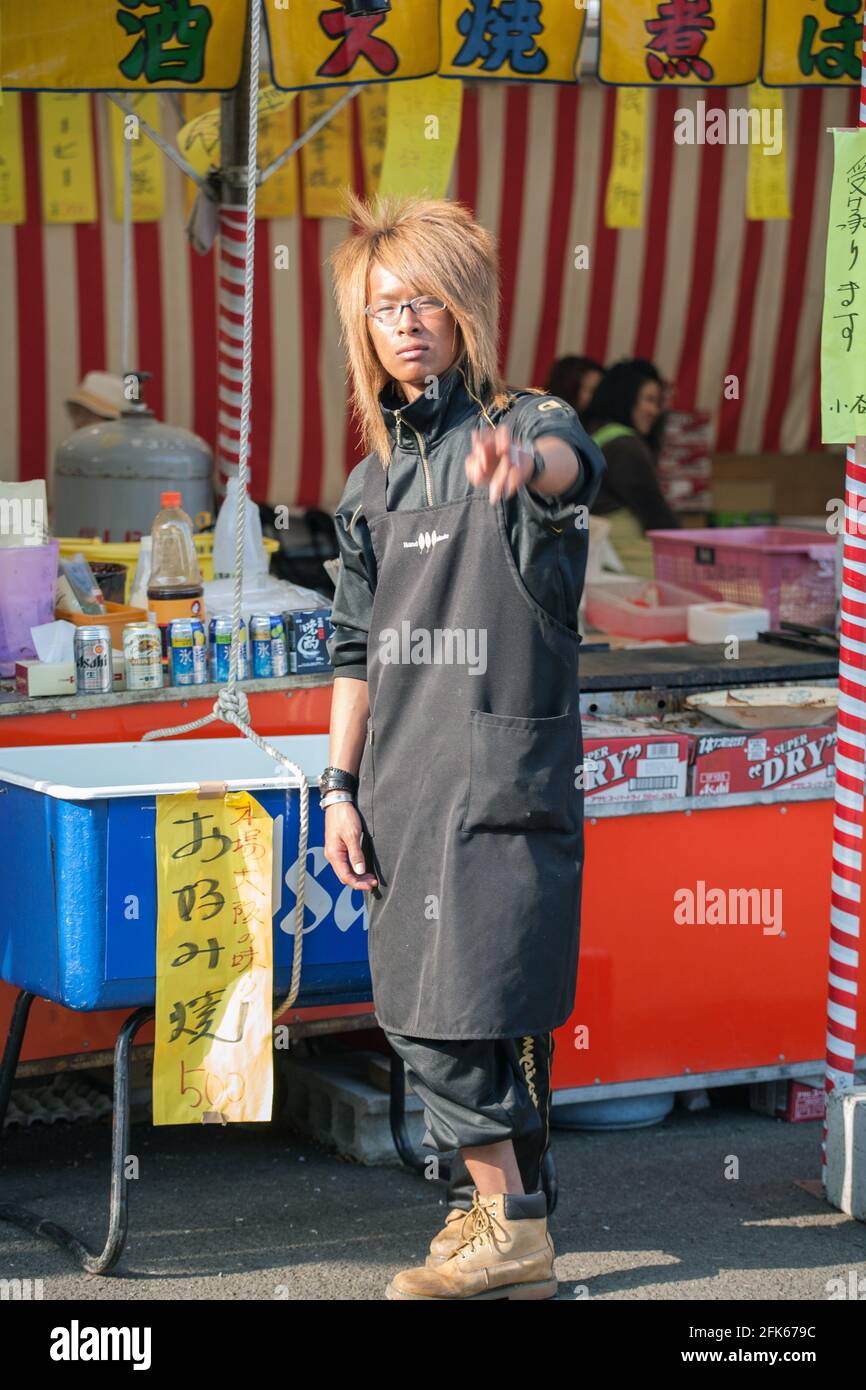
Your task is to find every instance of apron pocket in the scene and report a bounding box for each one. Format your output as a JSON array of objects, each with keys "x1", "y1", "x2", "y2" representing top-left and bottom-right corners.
[
  {"x1": 461, "y1": 708, "x2": 579, "y2": 834},
  {"x1": 356, "y1": 715, "x2": 375, "y2": 836}
]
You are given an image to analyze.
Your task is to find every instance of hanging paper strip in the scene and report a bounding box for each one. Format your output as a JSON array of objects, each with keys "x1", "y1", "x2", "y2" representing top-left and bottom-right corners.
[
  {"x1": 377, "y1": 76, "x2": 462, "y2": 200},
  {"x1": 358, "y1": 84, "x2": 388, "y2": 198},
  {"x1": 604, "y1": 88, "x2": 648, "y2": 229},
  {"x1": 0, "y1": 94, "x2": 26, "y2": 225},
  {"x1": 821, "y1": 128, "x2": 866, "y2": 443},
  {"x1": 257, "y1": 91, "x2": 298, "y2": 219},
  {"x1": 300, "y1": 87, "x2": 351, "y2": 218},
  {"x1": 37, "y1": 94, "x2": 97, "y2": 224},
  {"x1": 599, "y1": 0, "x2": 761, "y2": 88},
  {"x1": 746, "y1": 84, "x2": 790, "y2": 221},
  {"x1": 109, "y1": 93, "x2": 164, "y2": 222},
  {"x1": 2, "y1": 0, "x2": 245, "y2": 92},
  {"x1": 180, "y1": 91, "x2": 217, "y2": 215},
  {"x1": 439, "y1": 0, "x2": 585, "y2": 83},
  {"x1": 265, "y1": 0, "x2": 438, "y2": 90},
  {"x1": 153, "y1": 791, "x2": 274, "y2": 1126},
  {"x1": 763, "y1": 0, "x2": 863, "y2": 87}
]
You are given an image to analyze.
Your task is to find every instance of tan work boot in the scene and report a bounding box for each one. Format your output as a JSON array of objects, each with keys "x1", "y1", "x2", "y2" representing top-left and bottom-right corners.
[
  {"x1": 386, "y1": 1190, "x2": 557, "y2": 1300},
  {"x1": 426, "y1": 1203, "x2": 475, "y2": 1266}
]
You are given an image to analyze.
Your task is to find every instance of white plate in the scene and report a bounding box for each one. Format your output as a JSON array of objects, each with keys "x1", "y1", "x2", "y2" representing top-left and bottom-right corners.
[{"x1": 684, "y1": 686, "x2": 837, "y2": 729}]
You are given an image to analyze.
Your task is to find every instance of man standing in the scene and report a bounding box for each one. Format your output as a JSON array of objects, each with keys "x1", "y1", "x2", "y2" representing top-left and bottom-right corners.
[{"x1": 323, "y1": 194, "x2": 605, "y2": 1300}]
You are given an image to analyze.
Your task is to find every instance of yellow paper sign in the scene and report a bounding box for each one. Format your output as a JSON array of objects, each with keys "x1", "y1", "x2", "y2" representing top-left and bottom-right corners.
[
  {"x1": 257, "y1": 93, "x2": 298, "y2": 219},
  {"x1": 439, "y1": 0, "x2": 585, "y2": 82},
  {"x1": 153, "y1": 791, "x2": 274, "y2": 1126},
  {"x1": 37, "y1": 94, "x2": 97, "y2": 224},
  {"x1": 747, "y1": 84, "x2": 790, "y2": 221},
  {"x1": 763, "y1": 0, "x2": 863, "y2": 87},
  {"x1": 599, "y1": 0, "x2": 761, "y2": 87},
  {"x1": 2, "y1": 0, "x2": 245, "y2": 92},
  {"x1": 109, "y1": 94, "x2": 164, "y2": 222},
  {"x1": 358, "y1": 84, "x2": 388, "y2": 198},
  {"x1": 266, "y1": 0, "x2": 439, "y2": 90},
  {"x1": 605, "y1": 88, "x2": 648, "y2": 229},
  {"x1": 377, "y1": 76, "x2": 463, "y2": 200},
  {"x1": 0, "y1": 93, "x2": 26, "y2": 225},
  {"x1": 300, "y1": 87, "x2": 351, "y2": 218}
]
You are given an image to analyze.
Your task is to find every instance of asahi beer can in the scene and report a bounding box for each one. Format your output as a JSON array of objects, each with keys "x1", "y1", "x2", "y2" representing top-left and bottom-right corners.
[
  {"x1": 123, "y1": 622, "x2": 163, "y2": 691},
  {"x1": 168, "y1": 618, "x2": 207, "y2": 686},
  {"x1": 74, "y1": 626, "x2": 113, "y2": 695},
  {"x1": 209, "y1": 615, "x2": 249, "y2": 682},
  {"x1": 250, "y1": 613, "x2": 288, "y2": 678}
]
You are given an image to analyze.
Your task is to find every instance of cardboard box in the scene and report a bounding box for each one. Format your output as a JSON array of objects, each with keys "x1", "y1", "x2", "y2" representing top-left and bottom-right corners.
[
  {"x1": 688, "y1": 723, "x2": 837, "y2": 797},
  {"x1": 582, "y1": 717, "x2": 691, "y2": 804},
  {"x1": 750, "y1": 1081, "x2": 826, "y2": 1123}
]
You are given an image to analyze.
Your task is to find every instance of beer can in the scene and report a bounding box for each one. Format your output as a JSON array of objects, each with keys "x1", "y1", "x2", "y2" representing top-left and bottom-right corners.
[
  {"x1": 123, "y1": 622, "x2": 163, "y2": 690},
  {"x1": 209, "y1": 614, "x2": 249, "y2": 682},
  {"x1": 74, "y1": 626, "x2": 113, "y2": 695},
  {"x1": 168, "y1": 618, "x2": 207, "y2": 686},
  {"x1": 250, "y1": 613, "x2": 288, "y2": 678}
]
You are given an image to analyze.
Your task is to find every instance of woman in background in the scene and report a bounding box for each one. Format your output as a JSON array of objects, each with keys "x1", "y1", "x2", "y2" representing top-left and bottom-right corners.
[
  {"x1": 584, "y1": 359, "x2": 679, "y2": 578},
  {"x1": 544, "y1": 355, "x2": 605, "y2": 418}
]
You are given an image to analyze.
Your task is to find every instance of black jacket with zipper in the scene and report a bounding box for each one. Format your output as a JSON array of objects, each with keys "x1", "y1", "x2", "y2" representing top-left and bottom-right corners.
[{"x1": 327, "y1": 364, "x2": 607, "y2": 680}]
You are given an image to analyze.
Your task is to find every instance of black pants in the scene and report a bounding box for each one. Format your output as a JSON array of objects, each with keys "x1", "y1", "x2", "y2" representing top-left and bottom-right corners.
[{"x1": 386, "y1": 1030, "x2": 555, "y2": 1211}]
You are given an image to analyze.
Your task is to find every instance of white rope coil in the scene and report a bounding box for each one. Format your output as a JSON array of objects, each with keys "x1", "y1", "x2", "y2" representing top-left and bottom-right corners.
[{"x1": 142, "y1": 0, "x2": 308, "y2": 1022}]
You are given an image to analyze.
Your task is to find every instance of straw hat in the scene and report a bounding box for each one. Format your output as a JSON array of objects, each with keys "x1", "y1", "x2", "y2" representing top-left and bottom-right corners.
[{"x1": 66, "y1": 371, "x2": 127, "y2": 419}]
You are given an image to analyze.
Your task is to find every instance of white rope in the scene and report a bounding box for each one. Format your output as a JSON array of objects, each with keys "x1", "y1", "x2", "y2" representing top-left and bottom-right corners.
[
  {"x1": 121, "y1": 117, "x2": 132, "y2": 379},
  {"x1": 142, "y1": 0, "x2": 308, "y2": 1022}
]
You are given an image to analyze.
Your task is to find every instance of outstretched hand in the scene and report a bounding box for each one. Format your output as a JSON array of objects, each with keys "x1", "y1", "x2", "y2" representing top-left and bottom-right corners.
[{"x1": 465, "y1": 423, "x2": 535, "y2": 504}]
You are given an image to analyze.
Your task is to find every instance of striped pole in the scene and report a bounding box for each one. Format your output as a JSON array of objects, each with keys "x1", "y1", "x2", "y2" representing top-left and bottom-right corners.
[
  {"x1": 216, "y1": 206, "x2": 250, "y2": 494},
  {"x1": 822, "y1": 13, "x2": 866, "y2": 1173}
]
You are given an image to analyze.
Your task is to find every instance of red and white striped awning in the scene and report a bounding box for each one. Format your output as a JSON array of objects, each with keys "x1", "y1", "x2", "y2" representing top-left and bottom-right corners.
[{"x1": 0, "y1": 80, "x2": 850, "y2": 510}]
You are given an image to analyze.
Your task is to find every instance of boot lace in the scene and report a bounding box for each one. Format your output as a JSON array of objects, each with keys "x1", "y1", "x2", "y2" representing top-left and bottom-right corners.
[{"x1": 454, "y1": 1195, "x2": 501, "y2": 1258}]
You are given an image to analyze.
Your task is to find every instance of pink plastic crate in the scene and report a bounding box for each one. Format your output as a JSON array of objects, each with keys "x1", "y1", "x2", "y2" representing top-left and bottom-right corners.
[{"x1": 646, "y1": 527, "x2": 837, "y2": 628}]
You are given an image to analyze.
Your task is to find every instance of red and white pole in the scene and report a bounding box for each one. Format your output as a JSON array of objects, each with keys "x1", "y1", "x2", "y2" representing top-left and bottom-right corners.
[
  {"x1": 823, "y1": 15, "x2": 866, "y2": 1171},
  {"x1": 216, "y1": 207, "x2": 250, "y2": 495}
]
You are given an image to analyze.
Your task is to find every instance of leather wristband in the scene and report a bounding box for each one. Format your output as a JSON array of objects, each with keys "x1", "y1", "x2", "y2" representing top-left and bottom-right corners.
[{"x1": 319, "y1": 766, "x2": 358, "y2": 796}]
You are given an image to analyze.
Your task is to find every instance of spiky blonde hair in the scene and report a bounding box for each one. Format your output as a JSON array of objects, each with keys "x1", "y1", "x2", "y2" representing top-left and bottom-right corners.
[{"x1": 329, "y1": 192, "x2": 512, "y2": 466}]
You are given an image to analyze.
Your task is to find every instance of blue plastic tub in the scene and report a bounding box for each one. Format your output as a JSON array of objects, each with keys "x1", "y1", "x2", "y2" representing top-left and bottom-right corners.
[{"x1": 0, "y1": 737, "x2": 372, "y2": 1012}]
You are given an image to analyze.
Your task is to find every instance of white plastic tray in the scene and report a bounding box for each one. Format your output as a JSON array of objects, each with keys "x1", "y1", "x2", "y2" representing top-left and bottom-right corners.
[{"x1": 0, "y1": 735, "x2": 330, "y2": 801}]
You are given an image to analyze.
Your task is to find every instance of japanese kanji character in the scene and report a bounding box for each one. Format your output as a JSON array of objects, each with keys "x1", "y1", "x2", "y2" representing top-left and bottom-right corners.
[
  {"x1": 453, "y1": 0, "x2": 547, "y2": 76},
  {"x1": 116, "y1": 0, "x2": 212, "y2": 85},
  {"x1": 168, "y1": 991, "x2": 249, "y2": 1045},
  {"x1": 645, "y1": 0, "x2": 715, "y2": 83},
  {"x1": 174, "y1": 877, "x2": 225, "y2": 923}
]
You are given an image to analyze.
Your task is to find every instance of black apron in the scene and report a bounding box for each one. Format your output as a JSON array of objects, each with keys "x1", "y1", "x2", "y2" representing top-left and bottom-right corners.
[{"x1": 357, "y1": 413, "x2": 585, "y2": 1039}]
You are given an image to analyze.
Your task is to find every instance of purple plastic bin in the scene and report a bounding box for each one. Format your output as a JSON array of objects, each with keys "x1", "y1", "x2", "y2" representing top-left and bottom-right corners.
[
  {"x1": 646, "y1": 527, "x2": 837, "y2": 629},
  {"x1": 0, "y1": 541, "x2": 60, "y2": 676}
]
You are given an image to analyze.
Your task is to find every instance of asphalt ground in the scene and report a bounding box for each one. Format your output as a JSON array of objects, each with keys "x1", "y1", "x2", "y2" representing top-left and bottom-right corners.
[{"x1": 1, "y1": 1083, "x2": 864, "y2": 1303}]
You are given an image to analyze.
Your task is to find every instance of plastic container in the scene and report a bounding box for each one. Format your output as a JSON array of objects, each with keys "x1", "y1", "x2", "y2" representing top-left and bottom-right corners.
[
  {"x1": 55, "y1": 600, "x2": 149, "y2": 638},
  {"x1": 212, "y1": 475, "x2": 269, "y2": 580},
  {"x1": 647, "y1": 527, "x2": 837, "y2": 628},
  {"x1": 552, "y1": 1093, "x2": 675, "y2": 1130},
  {"x1": 584, "y1": 578, "x2": 708, "y2": 640},
  {"x1": 0, "y1": 540, "x2": 60, "y2": 676},
  {"x1": 90, "y1": 561, "x2": 128, "y2": 605},
  {"x1": 0, "y1": 736, "x2": 371, "y2": 1012},
  {"x1": 687, "y1": 601, "x2": 770, "y2": 644},
  {"x1": 147, "y1": 491, "x2": 205, "y2": 641}
]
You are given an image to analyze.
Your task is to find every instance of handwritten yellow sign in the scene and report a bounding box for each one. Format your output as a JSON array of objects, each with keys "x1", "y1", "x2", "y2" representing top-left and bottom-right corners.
[
  {"x1": 109, "y1": 94, "x2": 164, "y2": 222},
  {"x1": 439, "y1": 0, "x2": 585, "y2": 83},
  {"x1": 605, "y1": 88, "x2": 648, "y2": 229},
  {"x1": 300, "y1": 87, "x2": 351, "y2": 218},
  {"x1": 599, "y1": 0, "x2": 761, "y2": 87},
  {"x1": 153, "y1": 791, "x2": 274, "y2": 1126},
  {"x1": 0, "y1": 94, "x2": 26, "y2": 225},
  {"x1": 358, "y1": 84, "x2": 388, "y2": 198},
  {"x1": 1, "y1": 0, "x2": 245, "y2": 92},
  {"x1": 266, "y1": 0, "x2": 438, "y2": 91},
  {"x1": 747, "y1": 84, "x2": 790, "y2": 221},
  {"x1": 764, "y1": 0, "x2": 863, "y2": 87},
  {"x1": 37, "y1": 94, "x2": 97, "y2": 224},
  {"x1": 378, "y1": 76, "x2": 462, "y2": 201}
]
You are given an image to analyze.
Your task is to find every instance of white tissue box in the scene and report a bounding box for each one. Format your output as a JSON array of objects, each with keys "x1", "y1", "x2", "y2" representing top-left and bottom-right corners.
[{"x1": 15, "y1": 652, "x2": 125, "y2": 697}]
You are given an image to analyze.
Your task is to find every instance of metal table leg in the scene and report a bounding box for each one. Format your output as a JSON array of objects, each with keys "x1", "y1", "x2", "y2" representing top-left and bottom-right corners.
[{"x1": 0, "y1": 991, "x2": 154, "y2": 1275}]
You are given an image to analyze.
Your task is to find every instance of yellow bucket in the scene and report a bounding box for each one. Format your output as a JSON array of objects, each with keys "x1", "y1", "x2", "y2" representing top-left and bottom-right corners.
[{"x1": 56, "y1": 536, "x2": 279, "y2": 601}]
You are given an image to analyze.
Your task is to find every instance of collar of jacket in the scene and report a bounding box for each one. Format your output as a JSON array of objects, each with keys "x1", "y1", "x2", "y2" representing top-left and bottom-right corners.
[{"x1": 378, "y1": 363, "x2": 488, "y2": 451}]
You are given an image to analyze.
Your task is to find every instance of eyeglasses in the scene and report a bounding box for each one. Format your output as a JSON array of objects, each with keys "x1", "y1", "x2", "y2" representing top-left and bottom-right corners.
[{"x1": 364, "y1": 295, "x2": 448, "y2": 327}]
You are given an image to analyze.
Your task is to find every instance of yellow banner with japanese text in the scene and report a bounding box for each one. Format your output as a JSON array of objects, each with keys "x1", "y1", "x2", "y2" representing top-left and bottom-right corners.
[
  {"x1": 378, "y1": 76, "x2": 462, "y2": 200},
  {"x1": 37, "y1": 94, "x2": 97, "y2": 224},
  {"x1": 605, "y1": 88, "x2": 648, "y2": 229},
  {"x1": 599, "y1": 0, "x2": 761, "y2": 88},
  {"x1": 1, "y1": 0, "x2": 245, "y2": 92},
  {"x1": 763, "y1": 0, "x2": 863, "y2": 87},
  {"x1": 0, "y1": 94, "x2": 26, "y2": 225},
  {"x1": 153, "y1": 791, "x2": 274, "y2": 1126},
  {"x1": 266, "y1": 0, "x2": 439, "y2": 91},
  {"x1": 300, "y1": 87, "x2": 351, "y2": 218},
  {"x1": 747, "y1": 83, "x2": 790, "y2": 220},
  {"x1": 358, "y1": 84, "x2": 388, "y2": 198},
  {"x1": 109, "y1": 94, "x2": 164, "y2": 222},
  {"x1": 439, "y1": 0, "x2": 585, "y2": 82}
]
